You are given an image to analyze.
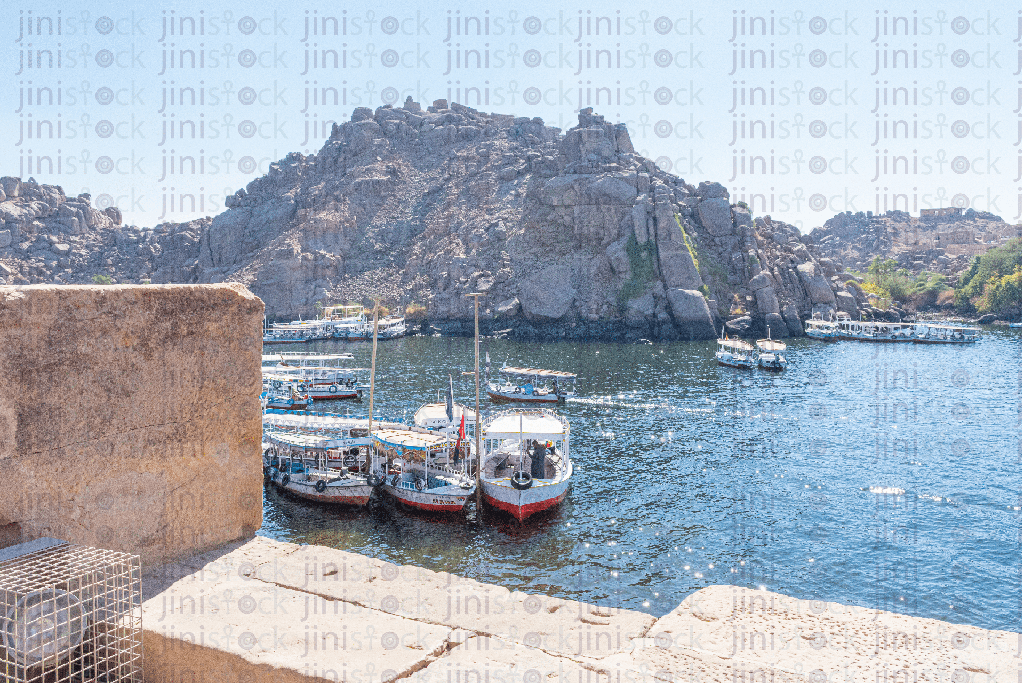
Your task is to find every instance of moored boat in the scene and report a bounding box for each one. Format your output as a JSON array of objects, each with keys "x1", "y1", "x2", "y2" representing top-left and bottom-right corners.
[
  {"x1": 263, "y1": 434, "x2": 374, "y2": 506},
  {"x1": 835, "y1": 314, "x2": 915, "y2": 342},
  {"x1": 372, "y1": 429, "x2": 475, "y2": 512},
  {"x1": 716, "y1": 337, "x2": 756, "y2": 369},
  {"x1": 913, "y1": 323, "x2": 981, "y2": 344},
  {"x1": 480, "y1": 409, "x2": 573, "y2": 521},
  {"x1": 263, "y1": 353, "x2": 369, "y2": 400},
  {"x1": 805, "y1": 318, "x2": 840, "y2": 340},
  {"x1": 262, "y1": 379, "x2": 311, "y2": 410},
  {"x1": 756, "y1": 336, "x2": 787, "y2": 371}
]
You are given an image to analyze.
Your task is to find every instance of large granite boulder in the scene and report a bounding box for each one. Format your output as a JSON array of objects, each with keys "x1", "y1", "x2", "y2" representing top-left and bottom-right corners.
[
  {"x1": 666, "y1": 288, "x2": 717, "y2": 339},
  {"x1": 797, "y1": 262, "x2": 837, "y2": 305},
  {"x1": 518, "y1": 265, "x2": 575, "y2": 320},
  {"x1": 698, "y1": 198, "x2": 733, "y2": 237}
]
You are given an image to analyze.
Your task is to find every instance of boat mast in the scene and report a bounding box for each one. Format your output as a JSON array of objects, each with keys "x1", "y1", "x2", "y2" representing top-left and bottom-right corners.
[
  {"x1": 367, "y1": 300, "x2": 380, "y2": 436},
  {"x1": 466, "y1": 292, "x2": 484, "y2": 523}
]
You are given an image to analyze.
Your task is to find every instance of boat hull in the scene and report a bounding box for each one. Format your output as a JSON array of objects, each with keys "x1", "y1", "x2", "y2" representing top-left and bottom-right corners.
[
  {"x1": 805, "y1": 331, "x2": 839, "y2": 340},
  {"x1": 716, "y1": 356, "x2": 755, "y2": 369},
  {"x1": 482, "y1": 479, "x2": 570, "y2": 521},
  {"x1": 382, "y1": 482, "x2": 471, "y2": 512},
  {"x1": 269, "y1": 472, "x2": 371, "y2": 506},
  {"x1": 487, "y1": 390, "x2": 563, "y2": 403},
  {"x1": 912, "y1": 338, "x2": 978, "y2": 344}
]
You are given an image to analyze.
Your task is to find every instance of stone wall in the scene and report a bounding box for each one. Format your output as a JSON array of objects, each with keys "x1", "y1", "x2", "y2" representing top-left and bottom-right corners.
[{"x1": 0, "y1": 284, "x2": 264, "y2": 565}]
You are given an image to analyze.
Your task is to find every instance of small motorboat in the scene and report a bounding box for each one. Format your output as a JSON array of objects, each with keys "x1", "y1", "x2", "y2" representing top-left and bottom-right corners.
[
  {"x1": 716, "y1": 337, "x2": 756, "y2": 369},
  {"x1": 756, "y1": 339, "x2": 787, "y2": 371},
  {"x1": 261, "y1": 379, "x2": 311, "y2": 410},
  {"x1": 486, "y1": 364, "x2": 576, "y2": 403},
  {"x1": 756, "y1": 327, "x2": 787, "y2": 371}
]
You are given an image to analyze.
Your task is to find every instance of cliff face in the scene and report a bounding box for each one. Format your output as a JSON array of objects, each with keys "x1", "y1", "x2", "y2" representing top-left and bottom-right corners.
[{"x1": 0, "y1": 101, "x2": 855, "y2": 339}]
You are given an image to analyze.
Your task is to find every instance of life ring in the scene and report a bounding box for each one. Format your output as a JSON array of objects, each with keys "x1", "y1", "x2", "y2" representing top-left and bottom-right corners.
[
  {"x1": 315, "y1": 480, "x2": 327, "y2": 493},
  {"x1": 510, "y1": 471, "x2": 532, "y2": 490},
  {"x1": 343, "y1": 454, "x2": 357, "y2": 467},
  {"x1": 330, "y1": 385, "x2": 338, "y2": 394},
  {"x1": 415, "y1": 478, "x2": 425, "y2": 492},
  {"x1": 281, "y1": 473, "x2": 290, "y2": 486}
]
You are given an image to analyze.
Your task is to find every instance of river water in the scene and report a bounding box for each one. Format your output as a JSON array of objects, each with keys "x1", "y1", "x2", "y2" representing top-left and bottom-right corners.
[{"x1": 258, "y1": 330, "x2": 1023, "y2": 631}]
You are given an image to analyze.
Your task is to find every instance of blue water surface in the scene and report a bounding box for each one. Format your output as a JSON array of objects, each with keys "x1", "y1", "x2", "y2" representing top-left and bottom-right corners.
[{"x1": 259, "y1": 329, "x2": 1023, "y2": 631}]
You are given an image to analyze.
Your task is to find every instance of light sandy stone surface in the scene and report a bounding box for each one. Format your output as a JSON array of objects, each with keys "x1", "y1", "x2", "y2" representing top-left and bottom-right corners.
[
  {"x1": 0, "y1": 284, "x2": 264, "y2": 564},
  {"x1": 143, "y1": 537, "x2": 1021, "y2": 683}
]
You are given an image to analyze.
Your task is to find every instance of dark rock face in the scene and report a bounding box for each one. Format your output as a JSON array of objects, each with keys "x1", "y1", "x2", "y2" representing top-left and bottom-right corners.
[{"x1": 0, "y1": 104, "x2": 859, "y2": 339}]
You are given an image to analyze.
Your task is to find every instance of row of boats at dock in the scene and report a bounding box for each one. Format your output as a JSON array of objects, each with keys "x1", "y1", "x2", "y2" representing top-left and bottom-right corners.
[
  {"x1": 714, "y1": 314, "x2": 984, "y2": 371},
  {"x1": 262, "y1": 400, "x2": 573, "y2": 521},
  {"x1": 804, "y1": 313, "x2": 982, "y2": 343},
  {"x1": 264, "y1": 304, "x2": 408, "y2": 344}
]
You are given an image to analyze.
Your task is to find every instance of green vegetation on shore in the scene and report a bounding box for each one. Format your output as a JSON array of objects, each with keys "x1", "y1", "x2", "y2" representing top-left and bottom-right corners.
[
  {"x1": 853, "y1": 258, "x2": 949, "y2": 310},
  {"x1": 954, "y1": 238, "x2": 1022, "y2": 317}
]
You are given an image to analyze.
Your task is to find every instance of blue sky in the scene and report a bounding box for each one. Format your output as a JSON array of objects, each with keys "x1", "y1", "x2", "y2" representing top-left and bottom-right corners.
[{"x1": 2, "y1": 0, "x2": 1019, "y2": 230}]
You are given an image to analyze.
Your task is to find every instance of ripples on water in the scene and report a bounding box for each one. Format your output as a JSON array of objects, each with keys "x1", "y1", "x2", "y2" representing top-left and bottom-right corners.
[{"x1": 259, "y1": 330, "x2": 1023, "y2": 630}]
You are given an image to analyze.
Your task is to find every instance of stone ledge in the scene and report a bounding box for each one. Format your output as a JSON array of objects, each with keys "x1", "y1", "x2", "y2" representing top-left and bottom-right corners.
[{"x1": 142, "y1": 537, "x2": 1021, "y2": 683}]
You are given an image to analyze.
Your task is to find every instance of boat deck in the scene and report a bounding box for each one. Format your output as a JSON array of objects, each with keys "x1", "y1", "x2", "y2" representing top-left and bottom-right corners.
[{"x1": 483, "y1": 453, "x2": 557, "y2": 480}]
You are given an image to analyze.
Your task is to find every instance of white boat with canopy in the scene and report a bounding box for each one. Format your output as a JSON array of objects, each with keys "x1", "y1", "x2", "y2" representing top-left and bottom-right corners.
[
  {"x1": 716, "y1": 337, "x2": 756, "y2": 369},
  {"x1": 480, "y1": 409, "x2": 572, "y2": 521},
  {"x1": 835, "y1": 314, "x2": 915, "y2": 342},
  {"x1": 262, "y1": 352, "x2": 369, "y2": 400},
  {"x1": 913, "y1": 323, "x2": 981, "y2": 344},
  {"x1": 486, "y1": 362, "x2": 577, "y2": 403},
  {"x1": 755, "y1": 329, "x2": 787, "y2": 371},
  {"x1": 372, "y1": 429, "x2": 475, "y2": 512},
  {"x1": 263, "y1": 430, "x2": 375, "y2": 506},
  {"x1": 805, "y1": 318, "x2": 840, "y2": 340},
  {"x1": 263, "y1": 319, "x2": 333, "y2": 344}
]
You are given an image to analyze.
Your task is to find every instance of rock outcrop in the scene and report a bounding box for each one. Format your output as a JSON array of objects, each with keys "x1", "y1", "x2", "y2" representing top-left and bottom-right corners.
[
  {"x1": 0, "y1": 103, "x2": 861, "y2": 339},
  {"x1": 811, "y1": 209, "x2": 1021, "y2": 277}
]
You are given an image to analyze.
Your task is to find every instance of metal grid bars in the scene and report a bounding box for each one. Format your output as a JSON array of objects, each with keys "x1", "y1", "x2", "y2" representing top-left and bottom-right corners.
[{"x1": 0, "y1": 542, "x2": 142, "y2": 683}]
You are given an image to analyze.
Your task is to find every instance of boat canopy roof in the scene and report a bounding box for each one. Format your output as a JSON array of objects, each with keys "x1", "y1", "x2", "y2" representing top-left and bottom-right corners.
[
  {"x1": 372, "y1": 429, "x2": 455, "y2": 451},
  {"x1": 482, "y1": 410, "x2": 569, "y2": 440},
  {"x1": 718, "y1": 338, "x2": 755, "y2": 351},
  {"x1": 274, "y1": 352, "x2": 356, "y2": 363},
  {"x1": 413, "y1": 403, "x2": 478, "y2": 425},
  {"x1": 263, "y1": 413, "x2": 367, "y2": 429},
  {"x1": 498, "y1": 366, "x2": 577, "y2": 379},
  {"x1": 756, "y1": 340, "x2": 787, "y2": 351},
  {"x1": 265, "y1": 430, "x2": 345, "y2": 449},
  {"x1": 923, "y1": 324, "x2": 979, "y2": 332}
]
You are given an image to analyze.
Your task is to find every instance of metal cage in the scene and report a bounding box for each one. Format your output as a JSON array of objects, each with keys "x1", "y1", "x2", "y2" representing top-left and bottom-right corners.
[{"x1": 0, "y1": 539, "x2": 142, "y2": 683}]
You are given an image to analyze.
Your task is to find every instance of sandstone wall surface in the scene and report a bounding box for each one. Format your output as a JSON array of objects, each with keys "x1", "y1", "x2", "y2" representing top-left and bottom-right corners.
[
  {"x1": 0, "y1": 284, "x2": 264, "y2": 564},
  {"x1": 141, "y1": 537, "x2": 1021, "y2": 683}
]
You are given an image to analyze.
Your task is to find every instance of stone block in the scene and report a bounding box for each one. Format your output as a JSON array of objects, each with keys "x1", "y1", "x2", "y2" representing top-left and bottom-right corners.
[{"x1": 0, "y1": 284, "x2": 264, "y2": 564}]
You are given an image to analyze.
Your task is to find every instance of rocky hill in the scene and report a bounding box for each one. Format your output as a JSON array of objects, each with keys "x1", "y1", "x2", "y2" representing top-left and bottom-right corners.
[
  {"x1": 810, "y1": 209, "x2": 1020, "y2": 278},
  {"x1": 0, "y1": 100, "x2": 867, "y2": 340}
]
